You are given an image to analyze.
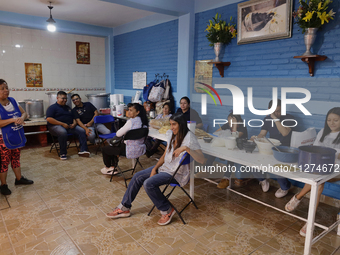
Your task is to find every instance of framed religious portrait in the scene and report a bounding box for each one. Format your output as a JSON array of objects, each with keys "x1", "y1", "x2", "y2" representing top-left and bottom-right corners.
[
  {"x1": 76, "y1": 41, "x2": 90, "y2": 64},
  {"x1": 25, "y1": 63, "x2": 43, "y2": 87},
  {"x1": 237, "y1": 0, "x2": 292, "y2": 44}
]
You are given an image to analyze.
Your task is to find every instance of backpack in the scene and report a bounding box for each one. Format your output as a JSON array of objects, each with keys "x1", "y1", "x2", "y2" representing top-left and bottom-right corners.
[{"x1": 143, "y1": 79, "x2": 157, "y2": 102}]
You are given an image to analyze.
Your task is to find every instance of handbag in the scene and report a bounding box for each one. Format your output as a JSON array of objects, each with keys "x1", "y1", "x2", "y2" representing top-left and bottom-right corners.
[
  {"x1": 109, "y1": 136, "x2": 124, "y2": 147},
  {"x1": 148, "y1": 81, "x2": 165, "y2": 102}
]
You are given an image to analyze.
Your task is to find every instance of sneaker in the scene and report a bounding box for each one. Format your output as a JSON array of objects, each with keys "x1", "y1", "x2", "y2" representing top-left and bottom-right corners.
[
  {"x1": 60, "y1": 154, "x2": 67, "y2": 160},
  {"x1": 158, "y1": 208, "x2": 175, "y2": 226},
  {"x1": 106, "y1": 207, "x2": 131, "y2": 219},
  {"x1": 259, "y1": 179, "x2": 270, "y2": 192},
  {"x1": 300, "y1": 223, "x2": 307, "y2": 237},
  {"x1": 15, "y1": 177, "x2": 34, "y2": 185},
  {"x1": 275, "y1": 188, "x2": 289, "y2": 198},
  {"x1": 0, "y1": 184, "x2": 11, "y2": 195},
  {"x1": 217, "y1": 179, "x2": 229, "y2": 189},
  {"x1": 78, "y1": 151, "x2": 90, "y2": 157},
  {"x1": 101, "y1": 167, "x2": 118, "y2": 175},
  {"x1": 285, "y1": 195, "x2": 301, "y2": 212}
]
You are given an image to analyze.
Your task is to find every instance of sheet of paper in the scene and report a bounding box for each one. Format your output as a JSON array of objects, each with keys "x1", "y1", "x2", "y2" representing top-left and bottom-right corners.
[{"x1": 133, "y1": 72, "x2": 146, "y2": 89}]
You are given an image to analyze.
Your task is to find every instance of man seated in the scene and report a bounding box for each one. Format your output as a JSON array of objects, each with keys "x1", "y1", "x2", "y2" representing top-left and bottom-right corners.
[
  {"x1": 71, "y1": 94, "x2": 110, "y2": 144},
  {"x1": 46, "y1": 91, "x2": 90, "y2": 160},
  {"x1": 251, "y1": 99, "x2": 295, "y2": 198}
]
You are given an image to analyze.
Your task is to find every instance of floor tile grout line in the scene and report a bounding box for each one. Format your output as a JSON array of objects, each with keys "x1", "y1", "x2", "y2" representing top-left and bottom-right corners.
[
  {"x1": 249, "y1": 219, "x2": 300, "y2": 254},
  {"x1": 55, "y1": 164, "x2": 154, "y2": 255},
  {"x1": 0, "y1": 207, "x2": 17, "y2": 255},
  {"x1": 32, "y1": 184, "x2": 86, "y2": 255}
]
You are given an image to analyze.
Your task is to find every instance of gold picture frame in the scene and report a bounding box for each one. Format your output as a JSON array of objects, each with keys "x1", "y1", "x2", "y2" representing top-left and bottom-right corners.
[
  {"x1": 76, "y1": 41, "x2": 90, "y2": 64},
  {"x1": 25, "y1": 63, "x2": 43, "y2": 87}
]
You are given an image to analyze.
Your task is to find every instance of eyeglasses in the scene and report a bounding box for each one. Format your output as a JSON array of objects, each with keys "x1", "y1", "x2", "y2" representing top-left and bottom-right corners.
[
  {"x1": 72, "y1": 98, "x2": 79, "y2": 102},
  {"x1": 60, "y1": 97, "x2": 67, "y2": 100}
]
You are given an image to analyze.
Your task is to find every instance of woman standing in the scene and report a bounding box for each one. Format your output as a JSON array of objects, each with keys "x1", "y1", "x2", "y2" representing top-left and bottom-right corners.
[
  {"x1": 106, "y1": 113, "x2": 205, "y2": 225},
  {"x1": 101, "y1": 103, "x2": 148, "y2": 175},
  {"x1": 0, "y1": 79, "x2": 33, "y2": 195}
]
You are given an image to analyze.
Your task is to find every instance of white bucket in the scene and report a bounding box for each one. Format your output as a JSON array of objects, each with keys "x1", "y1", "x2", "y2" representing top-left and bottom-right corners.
[
  {"x1": 118, "y1": 94, "x2": 124, "y2": 104},
  {"x1": 116, "y1": 104, "x2": 125, "y2": 117},
  {"x1": 187, "y1": 121, "x2": 196, "y2": 133}
]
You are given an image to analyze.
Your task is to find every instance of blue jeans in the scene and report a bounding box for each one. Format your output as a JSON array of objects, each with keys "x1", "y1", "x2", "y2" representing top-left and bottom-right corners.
[
  {"x1": 87, "y1": 124, "x2": 110, "y2": 144},
  {"x1": 49, "y1": 125, "x2": 88, "y2": 155},
  {"x1": 118, "y1": 166, "x2": 179, "y2": 214},
  {"x1": 205, "y1": 155, "x2": 243, "y2": 179}
]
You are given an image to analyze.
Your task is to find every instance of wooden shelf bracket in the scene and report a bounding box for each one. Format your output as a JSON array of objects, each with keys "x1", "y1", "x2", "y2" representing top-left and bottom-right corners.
[
  {"x1": 293, "y1": 55, "x2": 327, "y2": 77},
  {"x1": 207, "y1": 61, "x2": 231, "y2": 77}
]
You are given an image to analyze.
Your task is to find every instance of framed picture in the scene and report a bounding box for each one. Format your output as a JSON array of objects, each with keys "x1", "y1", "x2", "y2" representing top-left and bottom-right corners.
[
  {"x1": 76, "y1": 41, "x2": 90, "y2": 64},
  {"x1": 25, "y1": 63, "x2": 43, "y2": 87},
  {"x1": 237, "y1": 0, "x2": 292, "y2": 45}
]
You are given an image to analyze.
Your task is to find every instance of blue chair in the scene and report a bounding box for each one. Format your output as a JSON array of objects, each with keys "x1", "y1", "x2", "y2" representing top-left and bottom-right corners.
[
  {"x1": 147, "y1": 152, "x2": 198, "y2": 224},
  {"x1": 202, "y1": 123, "x2": 209, "y2": 133},
  {"x1": 94, "y1": 115, "x2": 118, "y2": 154}
]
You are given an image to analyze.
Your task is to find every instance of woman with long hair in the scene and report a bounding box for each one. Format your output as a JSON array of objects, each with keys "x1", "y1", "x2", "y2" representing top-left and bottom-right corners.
[
  {"x1": 285, "y1": 107, "x2": 340, "y2": 236},
  {"x1": 101, "y1": 103, "x2": 148, "y2": 174},
  {"x1": 106, "y1": 113, "x2": 205, "y2": 225}
]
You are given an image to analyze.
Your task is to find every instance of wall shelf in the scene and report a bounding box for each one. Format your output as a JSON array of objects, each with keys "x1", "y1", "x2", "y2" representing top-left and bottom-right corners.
[
  {"x1": 293, "y1": 55, "x2": 327, "y2": 77},
  {"x1": 207, "y1": 61, "x2": 231, "y2": 77}
]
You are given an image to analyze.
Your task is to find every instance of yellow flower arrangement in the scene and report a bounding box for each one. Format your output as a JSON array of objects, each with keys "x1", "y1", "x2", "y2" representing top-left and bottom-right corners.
[
  {"x1": 205, "y1": 13, "x2": 237, "y2": 47},
  {"x1": 293, "y1": 0, "x2": 335, "y2": 33}
]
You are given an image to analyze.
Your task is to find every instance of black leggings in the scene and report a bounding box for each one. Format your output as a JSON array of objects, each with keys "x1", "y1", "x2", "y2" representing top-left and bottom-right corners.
[{"x1": 102, "y1": 143, "x2": 126, "y2": 168}]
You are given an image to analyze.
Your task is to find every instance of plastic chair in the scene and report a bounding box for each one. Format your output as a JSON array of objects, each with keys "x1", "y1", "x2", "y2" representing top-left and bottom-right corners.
[
  {"x1": 111, "y1": 128, "x2": 149, "y2": 188},
  {"x1": 147, "y1": 152, "x2": 198, "y2": 224},
  {"x1": 94, "y1": 115, "x2": 118, "y2": 154},
  {"x1": 49, "y1": 133, "x2": 79, "y2": 157}
]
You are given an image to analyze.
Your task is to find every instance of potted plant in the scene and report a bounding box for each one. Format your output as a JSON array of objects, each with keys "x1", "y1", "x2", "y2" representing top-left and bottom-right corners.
[
  {"x1": 293, "y1": 0, "x2": 335, "y2": 55},
  {"x1": 205, "y1": 13, "x2": 237, "y2": 62}
]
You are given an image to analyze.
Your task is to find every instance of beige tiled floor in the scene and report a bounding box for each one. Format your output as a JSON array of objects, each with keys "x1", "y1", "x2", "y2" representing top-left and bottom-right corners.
[{"x1": 0, "y1": 146, "x2": 340, "y2": 254}]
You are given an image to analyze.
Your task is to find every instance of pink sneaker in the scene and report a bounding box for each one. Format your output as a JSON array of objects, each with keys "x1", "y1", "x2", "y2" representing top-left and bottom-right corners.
[
  {"x1": 106, "y1": 207, "x2": 130, "y2": 219},
  {"x1": 157, "y1": 208, "x2": 175, "y2": 226}
]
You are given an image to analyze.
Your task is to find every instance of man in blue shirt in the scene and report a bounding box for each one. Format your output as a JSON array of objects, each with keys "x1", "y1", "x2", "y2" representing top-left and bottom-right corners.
[
  {"x1": 251, "y1": 99, "x2": 295, "y2": 198},
  {"x1": 71, "y1": 94, "x2": 110, "y2": 144},
  {"x1": 46, "y1": 91, "x2": 90, "y2": 160}
]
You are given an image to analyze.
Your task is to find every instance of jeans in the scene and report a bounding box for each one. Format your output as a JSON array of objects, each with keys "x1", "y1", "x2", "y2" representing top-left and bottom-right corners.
[
  {"x1": 87, "y1": 124, "x2": 111, "y2": 144},
  {"x1": 204, "y1": 155, "x2": 243, "y2": 179},
  {"x1": 49, "y1": 125, "x2": 89, "y2": 155},
  {"x1": 118, "y1": 166, "x2": 179, "y2": 214}
]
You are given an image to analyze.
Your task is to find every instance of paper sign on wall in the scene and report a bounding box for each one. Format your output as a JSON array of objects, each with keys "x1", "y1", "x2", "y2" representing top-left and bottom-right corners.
[{"x1": 133, "y1": 72, "x2": 146, "y2": 89}]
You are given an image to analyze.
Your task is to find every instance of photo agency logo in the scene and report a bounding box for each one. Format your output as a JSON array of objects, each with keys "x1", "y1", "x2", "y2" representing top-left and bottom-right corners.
[{"x1": 200, "y1": 84, "x2": 312, "y2": 128}]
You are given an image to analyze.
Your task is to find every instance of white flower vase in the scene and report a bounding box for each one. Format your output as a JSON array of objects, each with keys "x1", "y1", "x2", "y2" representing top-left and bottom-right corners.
[
  {"x1": 303, "y1": 28, "x2": 318, "y2": 56},
  {"x1": 214, "y1": 42, "x2": 223, "y2": 62}
]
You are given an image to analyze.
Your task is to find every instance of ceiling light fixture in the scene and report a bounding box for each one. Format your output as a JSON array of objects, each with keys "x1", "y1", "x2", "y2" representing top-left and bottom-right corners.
[{"x1": 46, "y1": 2, "x2": 56, "y2": 32}]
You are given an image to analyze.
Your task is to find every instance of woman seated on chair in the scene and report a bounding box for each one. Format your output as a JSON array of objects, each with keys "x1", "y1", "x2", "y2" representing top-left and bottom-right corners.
[
  {"x1": 146, "y1": 102, "x2": 172, "y2": 157},
  {"x1": 106, "y1": 113, "x2": 205, "y2": 226},
  {"x1": 100, "y1": 103, "x2": 148, "y2": 175}
]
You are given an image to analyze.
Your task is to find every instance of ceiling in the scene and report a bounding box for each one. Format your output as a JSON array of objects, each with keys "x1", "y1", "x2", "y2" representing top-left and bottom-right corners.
[{"x1": 0, "y1": 0, "x2": 157, "y2": 28}]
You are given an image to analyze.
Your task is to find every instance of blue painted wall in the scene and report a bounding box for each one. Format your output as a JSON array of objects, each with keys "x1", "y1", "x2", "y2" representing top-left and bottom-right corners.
[
  {"x1": 192, "y1": 0, "x2": 340, "y2": 136},
  {"x1": 114, "y1": 20, "x2": 178, "y2": 93}
]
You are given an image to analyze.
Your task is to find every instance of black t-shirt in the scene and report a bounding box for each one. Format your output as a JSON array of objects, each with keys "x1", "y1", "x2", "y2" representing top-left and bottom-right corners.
[
  {"x1": 176, "y1": 108, "x2": 202, "y2": 124},
  {"x1": 72, "y1": 102, "x2": 97, "y2": 124},
  {"x1": 46, "y1": 103, "x2": 74, "y2": 126},
  {"x1": 261, "y1": 114, "x2": 295, "y2": 146},
  {"x1": 221, "y1": 123, "x2": 248, "y2": 139}
]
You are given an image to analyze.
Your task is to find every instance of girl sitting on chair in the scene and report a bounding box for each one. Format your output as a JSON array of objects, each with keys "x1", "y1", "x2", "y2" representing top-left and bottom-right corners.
[
  {"x1": 100, "y1": 103, "x2": 148, "y2": 175},
  {"x1": 106, "y1": 113, "x2": 205, "y2": 226}
]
